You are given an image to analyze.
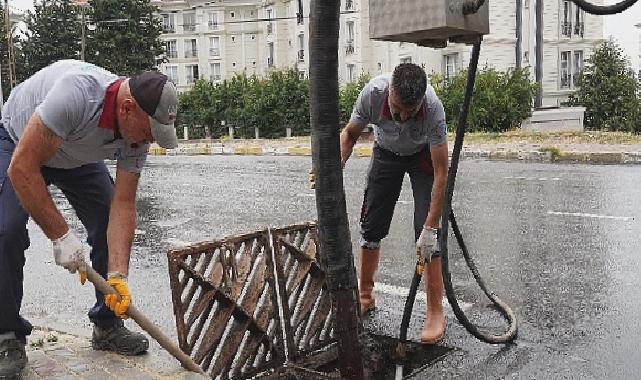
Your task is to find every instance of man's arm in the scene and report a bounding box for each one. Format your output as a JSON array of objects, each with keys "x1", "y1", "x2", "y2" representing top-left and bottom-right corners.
[
  {"x1": 8, "y1": 114, "x2": 67, "y2": 239},
  {"x1": 425, "y1": 142, "x2": 449, "y2": 228},
  {"x1": 340, "y1": 121, "x2": 364, "y2": 167},
  {"x1": 107, "y1": 167, "x2": 140, "y2": 276}
]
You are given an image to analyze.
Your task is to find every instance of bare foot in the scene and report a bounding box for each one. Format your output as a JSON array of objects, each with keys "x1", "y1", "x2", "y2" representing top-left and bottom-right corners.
[{"x1": 420, "y1": 310, "x2": 446, "y2": 344}]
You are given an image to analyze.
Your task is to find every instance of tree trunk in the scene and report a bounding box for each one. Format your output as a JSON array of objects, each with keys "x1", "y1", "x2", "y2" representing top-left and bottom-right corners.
[{"x1": 308, "y1": 0, "x2": 364, "y2": 379}]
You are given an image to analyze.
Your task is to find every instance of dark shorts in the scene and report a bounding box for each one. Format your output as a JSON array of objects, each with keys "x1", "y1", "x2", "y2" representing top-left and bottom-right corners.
[{"x1": 359, "y1": 144, "x2": 435, "y2": 250}]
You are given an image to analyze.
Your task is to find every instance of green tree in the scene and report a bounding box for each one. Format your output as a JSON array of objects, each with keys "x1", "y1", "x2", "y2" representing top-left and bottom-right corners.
[
  {"x1": 17, "y1": 0, "x2": 82, "y2": 80},
  {"x1": 568, "y1": 40, "x2": 640, "y2": 132},
  {"x1": 87, "y1": 0, "x2": 163, "y2": 75},
  {"x1": 338, "y1": 74, "x2": 370, "y2": 126},
  {"x1": 433, "y1": 67, "x2": 538, "y2": 132}
]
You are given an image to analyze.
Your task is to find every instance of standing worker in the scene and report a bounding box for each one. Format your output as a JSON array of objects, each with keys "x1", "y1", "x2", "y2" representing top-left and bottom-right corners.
[
  {"x1": 0, "y1": 60, "x2": 179, "y2": 378},
  {"x1": 343, "y1": 63, "x2": 449, "y2": 344}
]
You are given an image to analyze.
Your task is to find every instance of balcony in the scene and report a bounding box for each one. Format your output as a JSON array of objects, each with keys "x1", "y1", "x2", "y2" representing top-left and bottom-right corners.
[
  {"x1": 167, "y1": 50, "x2": 177, "y2": 59},
  {"x1": 268, "y1": 57, "x2": 274, "y2": 67},
  {"x1": 297, "y1": 50, "x2": 304, "y2": 62},
  {"x1": 185, "y1": 50, "x2": 198, "y2": 58},
  {"x1": 346, "y1": 0, "x2": 354, "y2": 10},
  {"x1": 297, "y1": 13, "x2": 304, "y2": 25},
  {"x1": 210, "y1": 47, "x2": 220, "y2": 57},
  {"x1": 184, "y1": 23, "x2": 196, "y2": 32},
  {"x1": 345, "y1": 40, "x2": 354, "y2": 55},
  {"x1": 208, "y1": 21, "x2": 219, "y2": 30},
  {"x1": 574, "y1": 22, "x2": 584, "y2": 37},
  {"x1": 561, "y1": 22, "x2": 572, "y2": 37},
  {"x1": 210, "y1": 74, "x2": 222, "y2": 82},
  {"x1": 267, "y1": 23, "x2": 273, "y2": 35},
  {"x1": 187, "y1": 75, "x2": 198, "y2": 84},
  {"x1": 163, "y1": 25, "x2": 175, "y2": 33}
]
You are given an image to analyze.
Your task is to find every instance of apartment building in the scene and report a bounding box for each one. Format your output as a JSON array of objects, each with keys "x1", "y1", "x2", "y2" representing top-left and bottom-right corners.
[
  {"x1": 152, "y1": 0, "x2": 261, "y2": 92},
  {"x1": 154, "y1": 0, "x2": 602, "y2": 106}
]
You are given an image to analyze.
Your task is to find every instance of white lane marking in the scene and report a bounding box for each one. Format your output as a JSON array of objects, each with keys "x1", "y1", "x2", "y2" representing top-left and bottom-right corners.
[
  {"x1": 374, "y1": 281, "x2": 474, "y2": 311},
  {"x1": 547, "y1": 211, "x2": 634, "y2": 221},
  {"x1": 504, "y1": 176, "x2": 561, "y2": 181},
  {"x1": 296, "y1": 193, "x2": 316, "y2": 197}
]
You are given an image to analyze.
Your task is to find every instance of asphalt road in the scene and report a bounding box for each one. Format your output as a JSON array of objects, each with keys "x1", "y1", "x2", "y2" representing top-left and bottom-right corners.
[{"x1": 20, "y1": 155, "x2": 641, "y2": 379}]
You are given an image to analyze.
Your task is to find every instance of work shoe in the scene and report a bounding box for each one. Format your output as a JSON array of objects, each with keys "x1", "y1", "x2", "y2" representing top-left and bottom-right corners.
[
  {"x1": 359, "y1": 248, "x2": 380, "y2": 315},
  {"x1": 91, "y1": 325, "x2": 149, "y2": 356},
  {"x1": 0, "y1": 339, "x2": 27, "y2": 379}
]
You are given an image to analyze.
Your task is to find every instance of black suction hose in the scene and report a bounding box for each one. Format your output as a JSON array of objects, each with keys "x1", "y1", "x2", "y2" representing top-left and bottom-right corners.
[{"x1": 439, "y1": 39, "x2": 518, "y2": 344}]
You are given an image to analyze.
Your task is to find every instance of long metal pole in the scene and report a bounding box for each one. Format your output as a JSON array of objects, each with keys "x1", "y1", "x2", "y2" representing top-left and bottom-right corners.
[
  {"x1": 535, "y1": 0, "x2": 543, "y2": 107},
  {"x1": 81, "y1": 5, "x2": 86, "y2": 61},
  {"x1": 84, "y1": 267, "x2": 207, "y2": 377}
]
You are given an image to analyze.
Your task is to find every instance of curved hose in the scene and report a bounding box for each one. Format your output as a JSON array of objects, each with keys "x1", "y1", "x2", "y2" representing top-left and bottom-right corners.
[
  {"x1": 439, "y1": 39, "x2": 518, "y2": 344},
  {"x1": 464, "y1": 0, "x2": 638, "y2": 15}
]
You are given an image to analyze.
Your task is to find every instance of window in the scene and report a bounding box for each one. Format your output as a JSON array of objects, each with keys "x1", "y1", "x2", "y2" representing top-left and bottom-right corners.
[
  {"x1": 377, "y1": 62, "x2": 382, "y2": 71},
  {"x1": 345, "y1": 0, "x2": 354, "y2": 10},
  {"x1": 268, "y1": 42, "x2": 274, "y2": 67},
  {"x1": 574, "y1": 4, "x2": 584, "y2": 36},
  {"x1": 210, "y1": 37, "x2": 220, "y2": 57},
  {"x1": 573, "y1": 50, "x2": 584, "y2": 87},
  {"x1": 230, "y1": 11, "x2": 235, "y2": 18},
  {"x1": 400, "y1": 56, "x2": 412, "y2": 64},
  {"x1": 183, "y1": 13, "x2": 196, "y2": 32},
  {"x1": 298, "y1": 33, "x2": 304, "y2": 62},
  {"x1": 347, "y1": 64, "x2": 355, "y2": 82},
  {"x1": 184, "y1": 39, "x2": 197, "y2": 58},
  {"x1": 346, "y1": 21, "x2": 355, "y2": 54},
  {"x1": 231, "y1": 36, "x2": 236, "y2": 42},
  {"x1": 208, "y1": 12, "x2": 219, "y2": 30},
  {"x1": 210, "y1": 63, "x2": 221, "y2": 81},
  {"x1": 562, "y1": 1, "x2": 571, "y2": 37},
  {"x1": 267, "y1": 9, "x2": 274, "y2": 34},
  {"x1": 162, "y1": 14, "x2": 175, "y2": 33},
  {"x1": 186, "y1": 64, "x2": 199, "y2": 83},
  {"x1": 165, "y1": 65, "x2": 178, "y2": 83},
  {"x1": 165, "y1": 40, "x2": 177, "y2": 59},
  {"x1": 443, "y1": 53, "x2": 458, "y2": 81},
  {"x1": 559, "y1": 50, "x2": 585, "y2": 89}
]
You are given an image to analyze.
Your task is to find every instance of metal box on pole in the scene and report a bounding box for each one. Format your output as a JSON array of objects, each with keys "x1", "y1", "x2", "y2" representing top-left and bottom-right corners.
[{"x1": 368, "y1": 0, "x2": 490, "y2": 47}]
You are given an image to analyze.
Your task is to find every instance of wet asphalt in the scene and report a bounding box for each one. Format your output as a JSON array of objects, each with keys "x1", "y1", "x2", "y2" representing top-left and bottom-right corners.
[{"x1": 20, "y1": 155, "x2": 641, "y2": 379}]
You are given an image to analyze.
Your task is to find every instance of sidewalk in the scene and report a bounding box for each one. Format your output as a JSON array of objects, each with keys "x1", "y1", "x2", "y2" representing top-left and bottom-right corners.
[
  {"x1": 20, "y1": 328, "x2": 207, "y2": 380},
  {"x1": 149, "y1": 133, "x2": 641, "y2": 165}
]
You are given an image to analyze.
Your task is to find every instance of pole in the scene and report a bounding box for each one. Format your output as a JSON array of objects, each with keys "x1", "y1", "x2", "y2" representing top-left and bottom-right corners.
[
  {"x1": 309, "y1": 0, "x2": 364, "y2": 378},
  {"x1": 535, "y1": 0, "x2": 543, "y2": 108}
]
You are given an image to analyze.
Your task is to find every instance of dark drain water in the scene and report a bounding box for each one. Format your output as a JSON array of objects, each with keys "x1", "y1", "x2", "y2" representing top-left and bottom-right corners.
[{"x1": 273, "y1": 332, "x2": 454, "y2": 379}]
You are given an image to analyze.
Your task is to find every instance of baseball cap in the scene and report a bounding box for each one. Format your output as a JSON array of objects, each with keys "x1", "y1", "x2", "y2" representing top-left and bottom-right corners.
[{"x1": 129, "y1": 70, "x2": 179, "y2": 149}]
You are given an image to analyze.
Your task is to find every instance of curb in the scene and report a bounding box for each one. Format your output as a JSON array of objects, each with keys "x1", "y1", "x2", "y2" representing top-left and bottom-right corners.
[{"x1": 149, "y1": 144, "x2": 641, "y2": 165}]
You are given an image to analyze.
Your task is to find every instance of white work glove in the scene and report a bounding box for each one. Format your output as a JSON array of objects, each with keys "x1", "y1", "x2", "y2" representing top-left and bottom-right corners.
[
  {"x1": 416, "y1": 226, "x2": 438, "y2": 262},
  {"x1": 52, "y1": 230, "x2": 89, "y2": 283}
]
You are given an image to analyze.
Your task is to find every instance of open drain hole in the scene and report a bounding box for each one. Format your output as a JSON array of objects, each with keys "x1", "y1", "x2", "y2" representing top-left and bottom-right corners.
[{"x1": 270, "y1": 332, "x2": 455, "y2": 379}]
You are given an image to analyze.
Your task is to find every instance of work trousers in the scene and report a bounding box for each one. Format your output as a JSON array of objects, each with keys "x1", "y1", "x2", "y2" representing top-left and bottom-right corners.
[{"x1": 0, "y1": 126, "x2": 121, "y2": 342}]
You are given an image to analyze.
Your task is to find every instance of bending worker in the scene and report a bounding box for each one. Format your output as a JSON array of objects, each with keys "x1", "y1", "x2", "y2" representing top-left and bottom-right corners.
[
  {"x1": 0, "y1": 60, "x2": 179, "y2": 377},
  {"x1": 343, "y1": 63, "x2": 448, "y2": 344}
]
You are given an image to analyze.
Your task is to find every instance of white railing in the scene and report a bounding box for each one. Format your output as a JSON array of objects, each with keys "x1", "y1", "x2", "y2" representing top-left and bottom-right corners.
[
  {"x1": 185, "y1": 50, "x2": 198, "y2": 58},
  {"x1": 298, "y1": 50, "x2": 304, "y2": 62},
  {"x1": 210, "y1": 47, "x2": 220, "y2": 56}
]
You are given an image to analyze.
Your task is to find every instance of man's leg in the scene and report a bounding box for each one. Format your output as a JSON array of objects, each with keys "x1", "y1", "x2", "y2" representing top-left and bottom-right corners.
[
  {"x1": 45, "y1": 162, "x2": 148, "y2": 355},
  {"x1": 409, "y1": 154, "x2": 446, "y2": 344},
  {"x1": 0, "y1": 130, "x2": 31, "y2": 376},
  {"x1": 358, "y1": 147, "x2": 404, "y2": 315}
]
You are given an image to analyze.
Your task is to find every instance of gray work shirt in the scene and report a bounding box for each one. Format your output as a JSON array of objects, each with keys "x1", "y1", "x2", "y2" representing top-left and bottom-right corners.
[
  {"x1": 349, "y1": 74, "x2": 447, "y2": 156},
  {"x1": 1, "y1": 59, "x2": 148, "y2": 173}
]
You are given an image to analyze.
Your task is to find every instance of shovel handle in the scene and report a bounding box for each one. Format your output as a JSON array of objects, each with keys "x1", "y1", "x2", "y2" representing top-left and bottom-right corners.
[{"x1": 84, "y1": 267, "x2": 207, "y2": 377}]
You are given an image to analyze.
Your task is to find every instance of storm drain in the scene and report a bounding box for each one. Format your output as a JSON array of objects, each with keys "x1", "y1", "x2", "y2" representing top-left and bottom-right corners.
[{"x1": 168, "y1": 222, "x2": 338, "y2": 379}]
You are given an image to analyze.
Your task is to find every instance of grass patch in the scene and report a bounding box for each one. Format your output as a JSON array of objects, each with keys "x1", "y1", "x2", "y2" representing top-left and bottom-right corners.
[{"x1": 539, "y1": 146, "x2": 562, "y2": 161}]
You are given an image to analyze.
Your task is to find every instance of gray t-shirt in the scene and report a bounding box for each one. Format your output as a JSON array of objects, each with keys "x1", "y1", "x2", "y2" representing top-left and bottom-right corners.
[
  {"x1": 1, "y1": 59, "x2": 148, "y2": 173},
  {"x1": 349, "y1": 74, "x2": 447, "y2": 156}
]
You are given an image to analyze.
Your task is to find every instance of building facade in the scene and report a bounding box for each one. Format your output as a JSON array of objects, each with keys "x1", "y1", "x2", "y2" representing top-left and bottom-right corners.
[{"x1": 153, "y1": 0, "x2": 603, "y2": 106}]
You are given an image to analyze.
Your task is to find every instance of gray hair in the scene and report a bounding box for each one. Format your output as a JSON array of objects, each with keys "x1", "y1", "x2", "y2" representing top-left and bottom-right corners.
[{"x1": 391, "y1": 63, "x2": 427, "y2": 106}]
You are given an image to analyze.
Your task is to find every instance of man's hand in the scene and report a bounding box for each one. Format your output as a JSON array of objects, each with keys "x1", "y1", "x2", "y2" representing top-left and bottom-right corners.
[
  {"x1": 416, "y1": 226, "x2": 438, "y2": 262},
  {"x1": 105, "y1": 274, "x2": 131, "y2": 319},
  {"x1": 52, "y1": 230, "x2": 88, "y2": 284}
]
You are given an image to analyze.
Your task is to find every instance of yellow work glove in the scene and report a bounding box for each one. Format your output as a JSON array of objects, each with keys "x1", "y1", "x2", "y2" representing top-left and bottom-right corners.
[{"x1": 104, "y1": 274, "x2": 131, "y2": 319}]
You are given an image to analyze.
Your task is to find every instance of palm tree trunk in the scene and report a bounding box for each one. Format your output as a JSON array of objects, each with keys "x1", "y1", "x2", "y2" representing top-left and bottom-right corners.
[{"x1": 308, "y1": 0, "x2": 364, "y2": 378}]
